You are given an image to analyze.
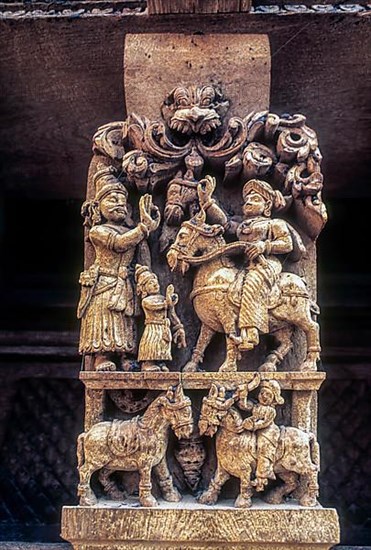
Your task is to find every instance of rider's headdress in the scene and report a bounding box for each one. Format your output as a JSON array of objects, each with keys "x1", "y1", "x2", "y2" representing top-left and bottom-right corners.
[
  {"x1": 260, "y1": 380, "x2": 284, "y2": 405},
  {"x1": 242, "y1": 179, "x2": 275, "y2": 203}
]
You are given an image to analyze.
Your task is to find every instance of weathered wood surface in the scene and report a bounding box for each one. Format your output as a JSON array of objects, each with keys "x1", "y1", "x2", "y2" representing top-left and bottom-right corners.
[
  {"x1": 147, "y1": 0, "x2": 252, "y2": 14},
  {"x1": 61, "y1": 500, "x2": 340, "y2": 546},
  {"x1": 0, "y1": 13, "x2": 370, "y2": 200}
]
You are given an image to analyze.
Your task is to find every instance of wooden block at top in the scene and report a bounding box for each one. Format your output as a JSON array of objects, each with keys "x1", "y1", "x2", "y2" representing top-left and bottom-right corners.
[
  {"x1": 147, "y1": 0, "x2": 252, "y2": 14},
  {"x1": 124, "y1": 33, "x2": 270, "y2": 120}
]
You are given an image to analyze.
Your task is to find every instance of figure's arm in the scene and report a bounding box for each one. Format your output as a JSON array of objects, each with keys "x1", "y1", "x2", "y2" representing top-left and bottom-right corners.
[
  {"x1": 242, "y1": 406, "x2": 276, "y2": 431},
  {"x1": 166, "y1": 285, "x2": 186, "y2": 348},
  {"x1": 266, "y1": 219, "x2": 293, "y2": 255},
  {"x1": 91, "y1": 194, "x2": 160, "y2": 253},
  {"x1": 197, "y1": 176, "x2": 239, "y2": 234}
]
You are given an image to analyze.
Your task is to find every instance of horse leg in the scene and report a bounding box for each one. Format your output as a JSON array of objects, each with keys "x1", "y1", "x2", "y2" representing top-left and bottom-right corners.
[
  {"x1": 235, "y1": 467, "x2": 253, "y2": 508},
  {"x1": 139, "y1": 465, "x2": 158, "y2": 507},
  {"x1": 295, "y1": 312, "x2": 321, "y2": 371},
  {"x1": 98, "y1": 467, "x2": 125, "y2": 501},
  {"x1": 154, "y1": 456, "x2": 181, "y2": 502},
  {"x1": 198, "y1": 465, "x2": 230, "y2": 505},
  {"x1": 219, "y1": 336, "x2": 239, "y2": 372},
  {"x1": 298, "y1": 468, "x2": 319, "y2": 507},
  {"x1": 183, "y1": 324, "x2": 215, "y2": 372},
  {"x1": 260, "y1": 326, "x2": 293, "y2": 372},
  {"x1": 78, "y1": 462, "x2": 98, "y2": 506},
  {"x1": 265, "y1": 470, "x2": 299, "y2": 505}
]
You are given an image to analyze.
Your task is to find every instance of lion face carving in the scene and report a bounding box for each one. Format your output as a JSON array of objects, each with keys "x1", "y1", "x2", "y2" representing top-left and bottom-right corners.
[{"x1": 161, "y1": 85, "x2": 230, "y2": 136}]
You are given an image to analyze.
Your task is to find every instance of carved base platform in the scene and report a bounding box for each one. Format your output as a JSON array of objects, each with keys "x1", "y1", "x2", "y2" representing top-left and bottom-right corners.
[{"x1": 61, "y1": 498, "x2": 340, "y2": 550}]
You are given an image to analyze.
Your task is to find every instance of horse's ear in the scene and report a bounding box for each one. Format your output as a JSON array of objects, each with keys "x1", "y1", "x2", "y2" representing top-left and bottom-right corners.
[{"x1": 209, "y1": 384, "x2": 218, "y2": 398}]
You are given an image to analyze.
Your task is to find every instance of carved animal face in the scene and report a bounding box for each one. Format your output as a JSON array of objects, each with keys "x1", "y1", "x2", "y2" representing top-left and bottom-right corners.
[
  {"x1": 167, "y1": 214, "x2": 224, "y2": 274},
  {"x1": 162, "y1": 85, "x2": 229, "y2": 136},
  {"x1": 163, "y1": 385, "x2": 193, "y2": 440},
  {"x1": 164, "y1": 179, "x2": 198, "y2": 226}
]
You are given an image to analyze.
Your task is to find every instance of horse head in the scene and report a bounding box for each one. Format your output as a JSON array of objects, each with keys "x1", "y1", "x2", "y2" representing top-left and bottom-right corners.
[
  {"x1": 199, "y1": 384, "x2": 236, "y2": 437},
  {"x1": 159, "y1": 384, "x2": 193, "y2": 440},
  {"x1": 167, "y1": 209, "x2": 225, "y2": 274}
]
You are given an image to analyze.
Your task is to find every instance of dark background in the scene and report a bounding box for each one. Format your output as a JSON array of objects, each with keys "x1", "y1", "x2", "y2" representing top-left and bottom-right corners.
[{"x1": 0, "y1": 2, "x2": 370, "y2": 546}]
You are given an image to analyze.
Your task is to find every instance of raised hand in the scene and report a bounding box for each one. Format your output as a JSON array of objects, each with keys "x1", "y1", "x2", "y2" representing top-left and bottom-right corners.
[
  {"x1": 197, "y1": 175, "x2": 216, "y2": 207},
  {"x1": 166, "y1": 284, "x2": 178, "y2": 307},
  {"x1": 139, "y1": 194, "x2": 161, "y2": 233}
]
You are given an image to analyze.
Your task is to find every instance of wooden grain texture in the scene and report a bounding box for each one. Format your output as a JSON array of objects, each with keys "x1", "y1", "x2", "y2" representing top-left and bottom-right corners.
[
  {"x1": 61, "y1": 501, "x2": 340, "y2": 545},
  {"x1": 0, "y1": 13, "x2": 370, "y2": 200},
  {"x1": 124, "y1": 33, "x2": 270, "y2": 119},
  {"x1": 147, "y1": 0, "x2": 251, "y2": 14}
]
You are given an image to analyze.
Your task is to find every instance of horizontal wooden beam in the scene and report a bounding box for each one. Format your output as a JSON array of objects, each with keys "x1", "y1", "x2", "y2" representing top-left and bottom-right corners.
[{"x1": 148, "y1": 0, "x2": 251, "y2": 14}]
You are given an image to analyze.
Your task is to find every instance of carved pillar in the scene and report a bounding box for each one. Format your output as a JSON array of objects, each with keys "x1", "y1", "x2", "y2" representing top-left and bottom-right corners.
[{"x1": 62, "y1": 26, "x2": 339, "y2": 550}]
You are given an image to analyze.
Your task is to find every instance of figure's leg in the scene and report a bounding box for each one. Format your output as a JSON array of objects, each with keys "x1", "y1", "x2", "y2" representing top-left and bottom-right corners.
[
  {"x1": 299, "y1": 468, "x2": 319, "y2": 507},
  {"x1": 154, "y1": 456, "x2": 181, "y2": 502},
  {"x1": 219, "y1": 335, "x2": 239, "y2": 372},
  {"x1": 94, "y1": 353, "x2": 116, "y2": 372},
  {"x1": 265, "y1": 470, "x2": 299, "y2": 505},
  {"x1": 198, "y1": 466, "x2": 230, "y2": 505},
  {"x1": 235, "y1": 467, "x2": 253, "y2": 508},
  {"x1": 183, "y1": 324, "x2": 215, "y2": 372},
  {"x1": 98, "y1": 467, "x2": 125, "y2": 501},
  {"x1": 139, "y1": 465, "x2": 158, "y2": 507},
  {"x1": 293, "y1": 302, "x2": 321, "y2": 371},
  {"x1": 141, "y1": 361, "x2": 162, "y2": 372},
  {"x1": 259, "y1": 326, "x2": 293, "y2": 372},
  {"x1": 78, "y1": 463, "x2": 98, "y2": 506}
]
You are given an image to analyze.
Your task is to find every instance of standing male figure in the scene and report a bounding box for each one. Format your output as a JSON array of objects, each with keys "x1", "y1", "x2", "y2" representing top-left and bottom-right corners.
[{"x1": 78, "y1": 168, "x2": 160, "y2": 371}]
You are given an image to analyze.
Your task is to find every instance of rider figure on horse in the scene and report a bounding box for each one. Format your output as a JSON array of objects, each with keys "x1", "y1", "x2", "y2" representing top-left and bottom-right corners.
[
  {"x1": 198, "y1": 176, "x2": 295, "y2": 352},
  {"x1": 237, "y1": 379, "x2": 284, "y2": 492}
]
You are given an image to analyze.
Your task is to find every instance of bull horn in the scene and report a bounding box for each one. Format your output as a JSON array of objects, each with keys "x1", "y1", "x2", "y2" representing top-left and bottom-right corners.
[
  {"x1": 166, "y1": 386, "x2": 175, "y2": 401},
  {"x1": 175, "y1": 384, "x2": 184, "y2": 399}
]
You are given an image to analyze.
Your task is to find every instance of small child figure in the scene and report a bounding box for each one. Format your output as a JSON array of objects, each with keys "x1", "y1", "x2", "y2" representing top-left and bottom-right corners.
[
  {"x1": 135, "y1": 264, "x2": 187, "y2": 371},
  {"x1": 238, "y1": 379, "x2": 284, "y2": 492}
]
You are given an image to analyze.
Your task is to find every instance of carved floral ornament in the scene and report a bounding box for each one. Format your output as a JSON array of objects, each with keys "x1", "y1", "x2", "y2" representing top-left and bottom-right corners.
[{"x1": 92, "y1": 84, "x2": 327, "y2": 240}]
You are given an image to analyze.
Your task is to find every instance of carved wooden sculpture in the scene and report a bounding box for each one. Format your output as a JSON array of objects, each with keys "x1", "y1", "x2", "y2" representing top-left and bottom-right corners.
[
  {"x1": 77, "y1": 384, "x2": 193, "y2": 507},
  {"x1": 62, "y1": 75, "x2": 339, "y2": 550},
  {"x1": 199, "y1": 381, "x2": 319, "y2": 508}
]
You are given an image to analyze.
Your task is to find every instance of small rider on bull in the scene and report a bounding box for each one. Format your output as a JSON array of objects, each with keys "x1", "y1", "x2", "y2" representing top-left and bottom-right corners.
[{"x1": 237, "y1": 379, "x2": 284, "y2": 492}]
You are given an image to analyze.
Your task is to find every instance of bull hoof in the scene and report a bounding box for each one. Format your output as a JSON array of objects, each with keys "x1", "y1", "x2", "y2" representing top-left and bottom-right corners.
[
  {"x1": 299, "y1": 495, "x2": 317, "y2": 507},
  {"x1": 79, "y1": 494, "x2": 98, "y2": 506},
  {"x1": 218, "y1": 362, "x2": 237, "y2": 372},
  {"x1": 108, "y1": 489, "x2": 126, "y2": 501},
  {"x1": 259, "y1": 362, "x2": 277, "y2": 372},
  {"x1": 264, "y1": 490, "x2": 284, "y2": 505},
  {"x1": 299, "y1": 360, "x2": 317, "y2": 371},
  {"x1": 96, "y1": 361, "x2": 116, "y2": 372},
  {"x1": 140, "y1": 494, "x2": 158, "y2": 507},
  {"x1": 182, "y1": 361, "x2": 198, "y2": 372},
  {"x1": 235, "y1": 495, "x2": 252, "y2": 508},
  {"x1": 163, "y1": 487, "x2": 182, "y2": 502},
  {"x1": 198, "y1": 491, "x2": 218, "y2": 505}
]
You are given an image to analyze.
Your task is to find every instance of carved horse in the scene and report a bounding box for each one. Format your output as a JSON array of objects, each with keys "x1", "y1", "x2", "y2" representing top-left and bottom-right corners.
[
  {"x1": 198, "y1": 384, "x2": 319, "y2": 508},
  {"x1": 167, "y1": 213, "x2": 320, "y2": 372},
  {"x1": 77, "y1": 385, "x2": 193, "y2": 507}
]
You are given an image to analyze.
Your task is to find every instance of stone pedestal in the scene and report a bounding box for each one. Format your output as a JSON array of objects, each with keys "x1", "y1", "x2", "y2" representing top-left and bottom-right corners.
[{"x1": 62, "y1": 498, "x2": 340, "y2": 550}]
